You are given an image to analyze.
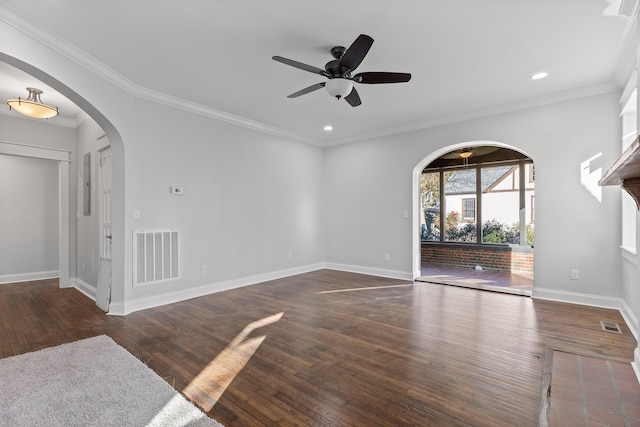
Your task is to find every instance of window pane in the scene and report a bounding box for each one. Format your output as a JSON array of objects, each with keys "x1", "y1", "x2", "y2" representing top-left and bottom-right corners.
[
  {"x1": 420, "y1": 171, "x2": 440, "y2": 241},
  {"x1": 481, "y1": 165, "x2": 518, "y2": 244},
  {"x1": 444, "y1": 169, "x2": 476, "y2": 242},
  {"x1": 480, "y1": 164, "x2": 535, "y2": 245}
]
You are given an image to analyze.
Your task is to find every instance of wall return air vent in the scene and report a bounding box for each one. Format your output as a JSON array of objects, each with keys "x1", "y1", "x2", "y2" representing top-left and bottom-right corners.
[{"x1": 134, "y1": 230, "x2": 180, "y2": 286}]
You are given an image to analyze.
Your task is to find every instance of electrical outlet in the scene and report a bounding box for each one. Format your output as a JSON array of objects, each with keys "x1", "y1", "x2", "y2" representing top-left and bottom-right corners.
[
  {"x1": 384, "y1": 254, "x2": 390, "y2": 262},
  {"x1": 201, "y1": 265, "x2": 207, "y2": 274},
  {"x1": 570, "y1": 269, "x2": 579, "y2": 280},
  {"x1": 288, "y1": 252, "x2": 293, "y2": 260}
]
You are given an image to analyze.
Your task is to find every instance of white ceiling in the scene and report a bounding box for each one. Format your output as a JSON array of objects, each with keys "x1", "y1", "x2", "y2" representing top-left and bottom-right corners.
[{"x1": 0, "y1": 0, "x2": 635, "y2": 146}]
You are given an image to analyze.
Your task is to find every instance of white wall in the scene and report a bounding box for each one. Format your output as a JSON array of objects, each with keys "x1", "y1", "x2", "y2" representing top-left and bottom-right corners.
[
  {"x1": 325, "y1": 92, "x2": 622, "y2": 302},
  {"x1": 0, "y1": 154, "x2": 58, "y2": 280}
]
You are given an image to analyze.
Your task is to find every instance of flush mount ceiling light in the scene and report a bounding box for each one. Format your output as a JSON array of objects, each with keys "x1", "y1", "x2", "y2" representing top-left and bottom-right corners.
[
  {"x1": 323, "y1": 125, "x2": 334, "y2": 131},
  {"x1": 530, "y1": 71, "x2": 549, "y2": 81},
  {"x1": 7, "y1": 87, "x2": 59, "y2": 119}
]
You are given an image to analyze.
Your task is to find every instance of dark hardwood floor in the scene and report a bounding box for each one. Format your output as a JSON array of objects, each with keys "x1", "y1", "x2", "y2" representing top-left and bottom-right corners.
[{"x1": 1, "y1": 270, "x2": 636, "y2": 426}]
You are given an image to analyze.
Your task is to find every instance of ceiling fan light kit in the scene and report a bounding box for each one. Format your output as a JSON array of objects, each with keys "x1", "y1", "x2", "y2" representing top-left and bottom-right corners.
[
  {"x1": 325, "y1": 78, "x2": 354, "y2": 99},
  {"x1": 7, "y1": 87, "x2": 59, "y2": 119},
  {"x1": 273, "y1": 34, "x2": 411, "y2": 107}
]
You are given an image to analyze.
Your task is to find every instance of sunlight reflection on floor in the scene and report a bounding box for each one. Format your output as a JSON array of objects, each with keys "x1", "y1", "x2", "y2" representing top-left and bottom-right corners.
[
  {"x1": 183, "y1": 311, "x2": 284, "y2": 412},
  {"x1": 316, "y1": 283, "x2": 414, "y2": 294}
]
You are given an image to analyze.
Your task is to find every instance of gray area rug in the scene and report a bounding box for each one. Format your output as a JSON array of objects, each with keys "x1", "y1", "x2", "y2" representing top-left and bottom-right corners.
[{"x1": 0, "y1": 335, "x2": 224, "y2": 427}]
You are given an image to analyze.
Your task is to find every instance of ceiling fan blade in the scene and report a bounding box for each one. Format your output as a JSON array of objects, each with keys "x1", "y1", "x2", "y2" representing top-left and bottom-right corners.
[
  {"x1": 339, "y1": 34, "x2": 374, "y2": 71},
  {"x1": 354, "y1": 72, "x2": 412, "y2": 84},
  {"x1": 272, "y1": 56, "x2": 329, "y2": 77},
  {"x1": 344, "y1": 87, "x2": 362, "y2": 107},
  {"x1": 287, "y1": 82, "x2": 326, "y2": 98}
]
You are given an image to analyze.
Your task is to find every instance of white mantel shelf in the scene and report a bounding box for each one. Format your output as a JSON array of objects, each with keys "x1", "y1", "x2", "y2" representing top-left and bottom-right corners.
[{"x1": 600, "y1": 136, "x2": 640, "y2": 210}]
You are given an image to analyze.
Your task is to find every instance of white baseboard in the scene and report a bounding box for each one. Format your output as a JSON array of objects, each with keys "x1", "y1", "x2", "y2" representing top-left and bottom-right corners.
[
  {"x1": 324, "y1": 263, "x2": 414, "y2": 281},
  {"x1": 73, "y1": 278, "x2": 97, "y2": 301},
  {"x1": 621, "y1": 299, "x2": 639, "y2": 342},
  {"x1": 0, "y1": 270, "x2": 59, "y2": 284},
  {"x1": 633, "y1": 348, "x2": 640, "y2": 384},
  {"x1": 107, "y1": 263, "x2": 326, "y2": 316},
  {"x1": 532, "y1": 288, "x2": 623, "y2": 310}
]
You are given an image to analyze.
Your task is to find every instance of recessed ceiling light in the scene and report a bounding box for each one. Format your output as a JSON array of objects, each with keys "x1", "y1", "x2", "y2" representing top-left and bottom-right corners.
[
  {"x1": 323, "y1": 125, "x2": 333, "y2": 131},
  {"x1": 530, "y1": 72, "x2": 549, "y2": 81}
]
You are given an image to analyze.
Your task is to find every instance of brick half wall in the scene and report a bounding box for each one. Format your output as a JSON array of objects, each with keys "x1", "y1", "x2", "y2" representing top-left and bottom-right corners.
[{"x1": 421, "y1": 242, "x2": 534, "y2": 279}]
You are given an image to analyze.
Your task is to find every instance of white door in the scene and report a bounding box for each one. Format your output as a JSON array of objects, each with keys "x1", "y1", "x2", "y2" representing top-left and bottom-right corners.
[{"x1": 96, "y1": 147, "x2": 112, "y2": 311}]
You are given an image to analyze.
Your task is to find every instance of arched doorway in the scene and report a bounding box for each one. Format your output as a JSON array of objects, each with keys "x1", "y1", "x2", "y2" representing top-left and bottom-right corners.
[
  {"x1": 0, "y1": 53, "x2": 125, "y2": 312},
  {"x1": 412, "y1": 142, "x2": 535, "y2": 295}
]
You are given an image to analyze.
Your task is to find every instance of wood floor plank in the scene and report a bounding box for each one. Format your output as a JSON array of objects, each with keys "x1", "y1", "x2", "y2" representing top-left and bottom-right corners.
[{"x1": 0, "y1": 270, "x2": 636, "y2": 426}]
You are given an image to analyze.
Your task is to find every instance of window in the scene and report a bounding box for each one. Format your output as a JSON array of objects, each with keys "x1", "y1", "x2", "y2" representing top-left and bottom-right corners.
[
  {"x1": 444, "y1": 169, "x2": 476, "y2": 242},
  {"x1": 421, "y1": 156, "x2": 535, "y2": 247},
  {"x1": 462, "y1": 198, "x2": 476, "y2": 221},
  {"x1": 420, "y1": 171, "x2": 441, "y2": 241}
]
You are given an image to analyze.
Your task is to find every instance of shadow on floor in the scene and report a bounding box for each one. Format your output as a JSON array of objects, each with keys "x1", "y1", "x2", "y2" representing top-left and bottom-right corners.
[{"x1": 417, "y1": 263, "x2": 533, "y2": 296}]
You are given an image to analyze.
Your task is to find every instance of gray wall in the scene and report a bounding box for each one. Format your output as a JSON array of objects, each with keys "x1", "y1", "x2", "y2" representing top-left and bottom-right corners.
[
  {"x1": 0, "y1": 114, "x2": 76, "y2": 283},
  {"x1": 0, "y1": 154, "x2": 59, "y2": 279}
]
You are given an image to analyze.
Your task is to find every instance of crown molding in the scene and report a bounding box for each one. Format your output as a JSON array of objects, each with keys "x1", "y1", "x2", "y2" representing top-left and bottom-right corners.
[
  {"x1": 0, "y1": 2, "x2": 322, "y2": 146},
  {"x1": 325, "y1": 82, "x2": 621, "y2": 147},
  {"x1": 613, "y1": 15, "x2": 637, "y2": 88},
  {"x1": 0, "y1": 2, "x2": 627, "y2": 149}
]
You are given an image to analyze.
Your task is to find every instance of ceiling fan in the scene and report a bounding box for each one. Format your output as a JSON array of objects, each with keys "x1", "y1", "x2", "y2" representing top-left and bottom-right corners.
[{"x1": 272, "y1": 34, "x2": 411, "y2": 107}]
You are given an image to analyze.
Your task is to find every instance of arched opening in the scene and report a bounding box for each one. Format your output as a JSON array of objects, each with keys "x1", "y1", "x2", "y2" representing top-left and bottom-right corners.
[
  {"x1": 412, "y1": 141, "x2": 535, "y2": 295},
  {"x1": 0, "y1": 52, "x2": 125, "y2": 312}
]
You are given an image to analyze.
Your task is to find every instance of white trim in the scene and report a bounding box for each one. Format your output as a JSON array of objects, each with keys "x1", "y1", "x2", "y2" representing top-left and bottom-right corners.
[
  {"x1": 633, "y1": 348, "x2": 640, "y2": 384},
  {"x1": 532, "y1": 288, "x2": 623, "y2": 310},
  {"x1": 622, "y1": 246, "x2": 639, "y2": 265},
  {"x1": 621, "y1": 298, "x2": 639, "y2": 341},
  {"x1": 613, "y1": 16, "x2": 638, "y2": 88},
  {"x1": 74, "y1": 278, "x2": 97, "y2": 301},
  {"x1": 324, "y1": 83, "x2": 620, "y2": 147},
  {"x1": 0, "y1": 140, "x2": 70, "y2": 162},
  {"x1": 0, "y1": 3, "x2": 320, "y2": 147},
  {"x1": 107, "y1": 263, "x2": 325, "y2": 316},
  {"x1": 0, "y1": 2, "x2": 626, "y2": 148},
  {"x1": 324, "y1": 263, "x2": 414, "y2": 281},
  {"x1": 0, "y1": 270, "x2": 59, "y2": 284},
  {"x1": 620, "y1": 69, "x2": 638, "y2": 111},
  {"x1": 58, "y1": 161, "x2": 70, "y2": 288}
]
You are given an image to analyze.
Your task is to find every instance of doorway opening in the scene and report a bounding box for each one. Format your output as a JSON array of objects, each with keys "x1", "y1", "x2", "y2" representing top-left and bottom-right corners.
[{"x1": 415, "y1": 144, "x2": 535, "y2": 295}]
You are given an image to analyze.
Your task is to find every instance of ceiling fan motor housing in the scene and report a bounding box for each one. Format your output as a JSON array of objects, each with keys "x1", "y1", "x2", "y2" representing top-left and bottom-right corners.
[{"x1": 325, "y1": 59, "x2": 352, "y2": 78}]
